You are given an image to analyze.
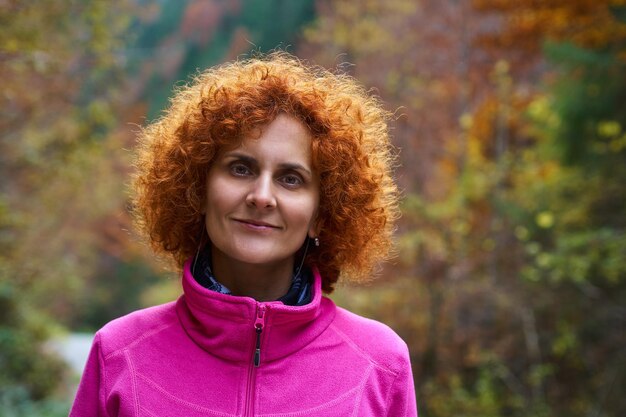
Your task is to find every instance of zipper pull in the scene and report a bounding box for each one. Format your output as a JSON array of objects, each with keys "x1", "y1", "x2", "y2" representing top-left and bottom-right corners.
[
  {"x1": 254, "y1": 326, "x2": 262, "y2": 367},
  {"x1": 254, "y1": 305, "x2": 266, "y2": 367}
]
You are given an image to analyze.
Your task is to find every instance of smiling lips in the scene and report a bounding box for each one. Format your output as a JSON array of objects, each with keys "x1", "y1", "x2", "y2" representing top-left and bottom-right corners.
[{"x1": 233, "y1": 218, "x2": 280, "y2": 231}]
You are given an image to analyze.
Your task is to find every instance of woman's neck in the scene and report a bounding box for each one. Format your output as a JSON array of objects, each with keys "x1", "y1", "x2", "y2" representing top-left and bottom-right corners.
[{"x1": 210, "y1": 247, "x2": 294, "y2": 301}]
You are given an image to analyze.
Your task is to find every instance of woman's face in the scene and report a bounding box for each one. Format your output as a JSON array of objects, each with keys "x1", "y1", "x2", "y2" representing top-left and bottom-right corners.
[{"x1": 204, "y1": 113, "x2": 320, "y2": 269}]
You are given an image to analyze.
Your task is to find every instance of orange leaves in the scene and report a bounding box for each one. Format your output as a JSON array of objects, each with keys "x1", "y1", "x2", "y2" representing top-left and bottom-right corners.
[
  {"x1": 472, "y1": 0, "x2": 626, "y2": 52},
  {"x1": 468, "y1": 93, "x2": 535, "y2": 159}
]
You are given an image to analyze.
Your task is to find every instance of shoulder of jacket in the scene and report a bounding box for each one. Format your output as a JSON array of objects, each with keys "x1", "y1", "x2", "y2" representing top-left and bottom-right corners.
[
  {"x1": 95, "y1": 300, "x2": 179, "y2": 358},
  {"x1": 329, "y1": 305, "x2": 410, "y2": 374}
]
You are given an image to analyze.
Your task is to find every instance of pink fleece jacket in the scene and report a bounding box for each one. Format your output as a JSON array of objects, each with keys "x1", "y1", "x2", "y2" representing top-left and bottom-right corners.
[{"x1": 69, "y1": 261, "x2": 417, "y2": 416}]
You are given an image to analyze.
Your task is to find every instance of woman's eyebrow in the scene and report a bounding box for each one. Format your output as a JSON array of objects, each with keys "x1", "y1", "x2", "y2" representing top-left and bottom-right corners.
[
  {"x1": 278, "y1": 162, "x2": 312, "y2": 177},
  {"x1": 223, "y1": 152, "x2": 256, "y2": 164}
]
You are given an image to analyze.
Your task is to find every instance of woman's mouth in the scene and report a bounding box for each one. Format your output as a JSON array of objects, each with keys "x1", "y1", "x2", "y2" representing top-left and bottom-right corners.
[{"x1": 233, "y1": 219, "x2": 280, "y2": 231}]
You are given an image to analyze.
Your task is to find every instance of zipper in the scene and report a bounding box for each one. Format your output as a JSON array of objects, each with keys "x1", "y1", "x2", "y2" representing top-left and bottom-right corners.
[
  {"x1": 244, "y1": 304, "x2": 266, "y2": 416},
  {"x1": 253, "y1": 304, "x2": 265, "y2": 366}
]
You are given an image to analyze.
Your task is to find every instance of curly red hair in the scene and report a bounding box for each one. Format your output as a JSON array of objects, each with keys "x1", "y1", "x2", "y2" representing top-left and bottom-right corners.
[{"x1": 132, "y1": 52, "x2": 399, "y2": 292}]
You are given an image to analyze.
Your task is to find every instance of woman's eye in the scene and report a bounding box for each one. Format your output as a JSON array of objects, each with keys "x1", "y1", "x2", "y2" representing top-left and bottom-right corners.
[
  {"x1": 230, "y1": 163, "x2": 251, "y2": 176},
  {"x1": 281, "y1": 174, "x2": 303, "y2": 187}
]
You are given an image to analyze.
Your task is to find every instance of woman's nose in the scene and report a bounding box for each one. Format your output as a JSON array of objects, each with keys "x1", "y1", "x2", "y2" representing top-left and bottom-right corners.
[{"x1": 245, "y1": 175, "x2": 276, "y2": 209}]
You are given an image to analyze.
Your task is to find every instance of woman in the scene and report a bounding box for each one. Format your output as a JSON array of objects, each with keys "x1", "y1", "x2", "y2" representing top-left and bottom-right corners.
[{"x1": 70, "y1": 52, "x2": 417, "y2": 417}]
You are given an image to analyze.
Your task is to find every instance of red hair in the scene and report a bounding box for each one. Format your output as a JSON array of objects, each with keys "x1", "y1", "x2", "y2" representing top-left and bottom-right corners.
[{"x1": 132, "y1": 52, "x2": 399, "y2": 292}]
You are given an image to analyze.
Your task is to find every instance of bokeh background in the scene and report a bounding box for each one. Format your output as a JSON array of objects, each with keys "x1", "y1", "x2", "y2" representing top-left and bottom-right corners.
[{"x1": 1, "y1": 1, "x2": 625, "y2": 416}]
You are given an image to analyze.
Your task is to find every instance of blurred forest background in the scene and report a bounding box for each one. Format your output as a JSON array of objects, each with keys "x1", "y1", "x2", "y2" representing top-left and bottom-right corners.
[{"x1": 1, "y1": 0, "x2": 625, "y2": 416}]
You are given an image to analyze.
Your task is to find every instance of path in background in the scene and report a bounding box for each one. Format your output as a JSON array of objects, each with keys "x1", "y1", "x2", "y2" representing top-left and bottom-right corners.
[
  {"x1": 50, "y1": 333, "x2": 94, "y2": 375},
  {"x1": 48, "y1": 332, "x2": 94, "y2": 401}
]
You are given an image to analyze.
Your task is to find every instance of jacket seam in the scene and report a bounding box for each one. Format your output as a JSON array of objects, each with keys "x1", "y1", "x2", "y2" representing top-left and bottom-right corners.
[
  {"x1": 139, "y1": 405, "x2": 161, "y2": 417},
  {"x1": 97, "y1": 333, "x2": 110, "y2": 417},
  {"x1": 329, "y1": 323, "x2": 400, "y2": 377},
  {"x1": 103, "y1": 321, "x2": 175, "y2": 360},
  {"x1": 123, "y1": 350, "x2": 140, "y2": 417},
  {"x1": 136, "y1": 372, "x2": 236, "y2": 416},
  {"x1": 383, "y1": 369, "x2": 402, "y2": 416},
  {"x1": 257, "y1": 373, "x2": 368, "y2": 417},
  {"x1": 350, "y1": 364, "x2": 372, "y2": 417}
]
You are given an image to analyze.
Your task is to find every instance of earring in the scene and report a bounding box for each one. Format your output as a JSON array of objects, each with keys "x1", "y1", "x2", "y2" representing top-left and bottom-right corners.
[{"x1": 314, "y1": 237, "x2": 320, "y2": 247}]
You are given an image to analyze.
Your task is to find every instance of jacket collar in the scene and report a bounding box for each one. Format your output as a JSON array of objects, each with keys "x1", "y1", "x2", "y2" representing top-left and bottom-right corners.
[{"x1": 176, "y1": 259, "x2": 336, "y2": 364}]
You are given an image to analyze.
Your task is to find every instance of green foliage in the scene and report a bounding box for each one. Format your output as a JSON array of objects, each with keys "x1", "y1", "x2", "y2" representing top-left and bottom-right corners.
[
  {"x1": 0, "y1": 283, "x2": 66, "y2": 401},
  {"x1": 71, "y1": 257, "x2": 163, "y2": 330},
  {"x1": 421, "y1": 366, "x2": 529, "y2": 417},
  {"x1": 543, "y1": 42, "x2": 626, "y2": 168},
  {"x1": 317, "y1": 1, "x2": 626, "y2": 413},
  {"x1": 0, "y1": 0, "x2": 137, "y2": 408},
  {"x1": 133, "y1": 0, "x2": 316, "y2": 119},
  {"x1": 0, "y1": 387, "x2": 70, "y2": 417},
  {"x1": 240, "y1": 0, "x2": 315, "y2": 50}
]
